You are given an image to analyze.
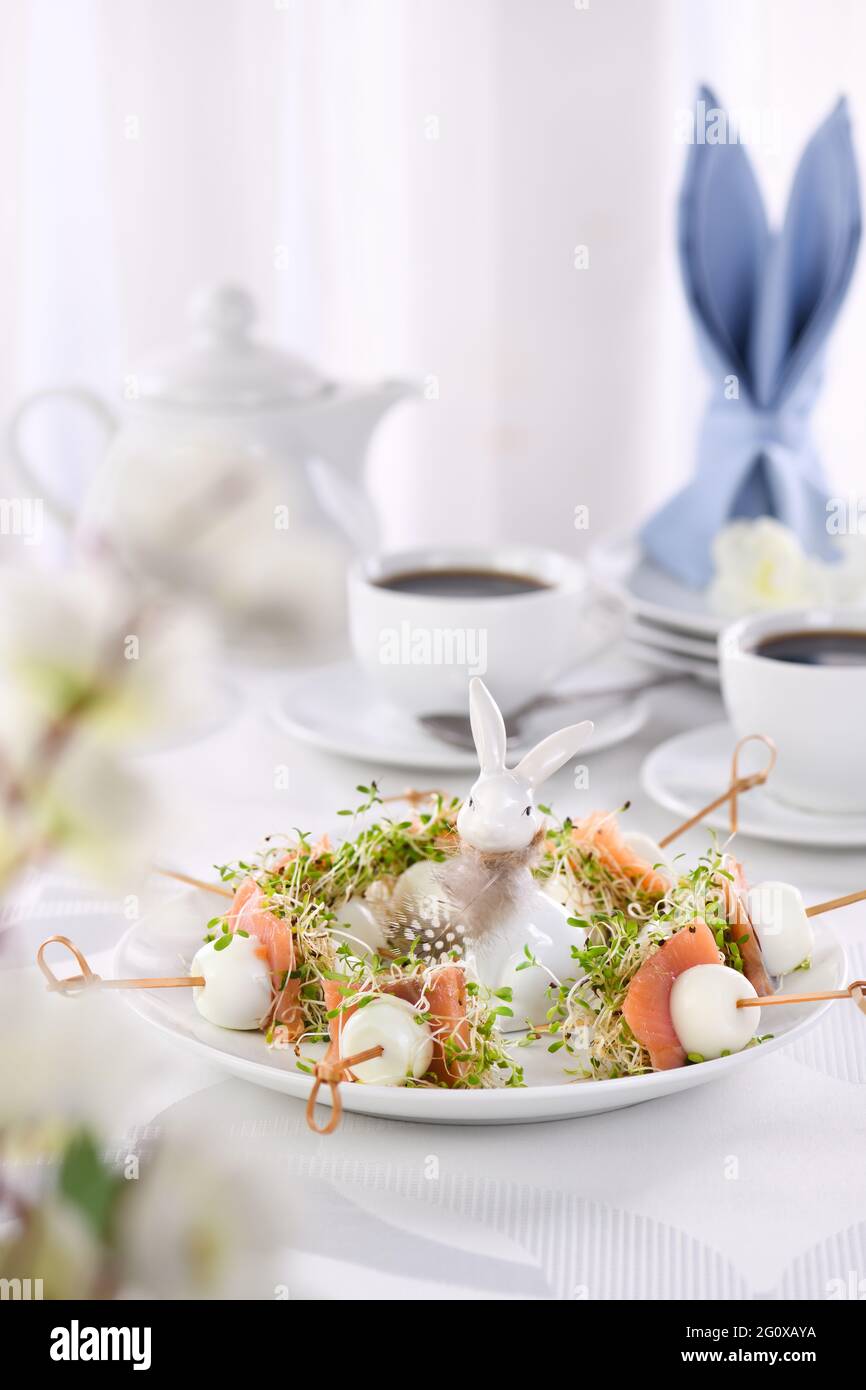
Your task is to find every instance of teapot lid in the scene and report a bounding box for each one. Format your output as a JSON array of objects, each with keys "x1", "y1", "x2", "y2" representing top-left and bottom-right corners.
[{"x1": 133, "y1": 284, "x2": 333, "y2": 409}]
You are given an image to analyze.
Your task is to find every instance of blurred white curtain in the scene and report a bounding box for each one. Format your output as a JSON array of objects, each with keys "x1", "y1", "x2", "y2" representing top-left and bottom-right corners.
[{"x1": 1, "y1": 0, "x2": 865, "y2": 554}]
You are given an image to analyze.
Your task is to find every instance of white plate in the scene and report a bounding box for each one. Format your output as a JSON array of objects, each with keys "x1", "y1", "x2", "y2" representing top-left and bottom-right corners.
[
  {"x1": 625, "y1": 639, "x2": 720, "y2": 688},
  {"x1": 642, "y1": 720, "x2": 866, "y2": 848},
  {"x1": 590, "y1": 534, "x2": 723, "y2": 637},
  {"x1": 272, "y1": 661, "x2": 649, "y2": 771},
  {"x1": 115, "y1": 884, "x2": 844, "y2": 1125}
]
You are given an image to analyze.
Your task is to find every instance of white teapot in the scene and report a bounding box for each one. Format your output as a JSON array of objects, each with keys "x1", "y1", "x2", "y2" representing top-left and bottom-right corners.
[
  {"x1": 8, "y1": 285, "x2": 413, "y2": 635},
  {"x1": 10, "y1": 283, "x2": 414, "y2": 526}
]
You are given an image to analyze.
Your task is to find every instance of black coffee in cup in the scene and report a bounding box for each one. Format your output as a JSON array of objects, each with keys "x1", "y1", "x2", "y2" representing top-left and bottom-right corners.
[
  {"x1": 753, "y1": 629, "x2": 866, "y2": 667},
  {"x1": 374, "y1": 568, "x2": 551, "y2": 599}
]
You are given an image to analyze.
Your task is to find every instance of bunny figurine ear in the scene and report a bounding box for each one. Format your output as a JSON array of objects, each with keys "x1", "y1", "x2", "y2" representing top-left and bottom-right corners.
[
  {"x1": 514, "y1": 720, "x2": 594, "y2": 789},
  {"x1": 468, "y1": 678, "x2": 507, "y2": 774}
]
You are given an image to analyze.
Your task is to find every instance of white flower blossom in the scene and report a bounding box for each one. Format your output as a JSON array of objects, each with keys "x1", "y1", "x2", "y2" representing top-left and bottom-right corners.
[
  {"x1": 0, "y1": 1196, "x2": 103, "y2": 1300},
  {"x1": 115, "y1": 1137, "x2": 284, "y2": 1299},
  {"x1": 826, "y1": 529, "x2": 866, "y2": 604},
  {"x1": 27, "y1": 740, "x2": 156, "y2": 885},
  {"x1": 0, "y1": 564, "x2": 217, "y2": 760},
  {"x1": 709, "y1": 519, "x2": 836, "y2": 616},
  {"x1": 0, "y1": 970, "x2": 177, "y2": 1135}
]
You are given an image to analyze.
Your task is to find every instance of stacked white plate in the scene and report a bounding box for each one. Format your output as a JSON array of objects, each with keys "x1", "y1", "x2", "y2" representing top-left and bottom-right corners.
[{"x1": 590, "y1": 534, "x2": 722, "y2": 686}]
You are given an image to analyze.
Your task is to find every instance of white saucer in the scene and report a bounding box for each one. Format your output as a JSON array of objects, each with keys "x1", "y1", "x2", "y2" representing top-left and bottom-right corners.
[
  {"x1": 272, "y1": 661, "x2": 649, "y2": 770},
  {"x1": 115, "y1": 881, "x2": 844, "y2": 1126},
  {"x1": 590, "y1": 534, "x2": 723, "y2": 638},
  {"x1": 642, "y1": 721, "x2": 866, "y2": 848}
]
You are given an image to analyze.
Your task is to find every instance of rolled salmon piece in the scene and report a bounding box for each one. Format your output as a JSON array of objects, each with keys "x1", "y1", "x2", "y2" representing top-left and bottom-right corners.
[
  {"x1": 622, "y1": 920, "x2": 722, "y2": 1070},
  {"x1": 717, "y1": 857, "x2": 774, "y2": 998},
  {"x1": 323, "y1": 964, "x2": 471, "y2": 1085}
]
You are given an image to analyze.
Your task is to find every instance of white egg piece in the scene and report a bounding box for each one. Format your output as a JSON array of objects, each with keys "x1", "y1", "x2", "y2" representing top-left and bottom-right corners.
[
  {"x1": 669, "y1": 963, "x2": 760, "y2": 1060},
  {"x1": 543, "y1": 875, "x2": 571, "y2": 908},
  {"x1": 339, "y1": 995, "x2": 434, "y2": 1085},
  {"x1": 497, "y1": 950, "x2": 556, "y2": 1031},
  {"x1": 191, "y1": 934, "x2": 272, "y2": 1030},
  {"x1": 395, "y1": 861, "x2": 443, "y2": 897},
  {"x1": 493, "y1": 910, "x2": 587, "y2": 1033},
  {"x1": 386, "y1": 861, "x2": 451, "y2": 945},
  {"x1": 326, "y1": 946, "x2": 366, "y2": 979},
  {"x1": 623, "y1": 831, "x2": 673, "y2": 888},
  {"x1": 745, "y1": 880, "x2": 814, "y2": 977},
  {"x1": 331, "y1": 897, "x2": 386, "y2": 958}
]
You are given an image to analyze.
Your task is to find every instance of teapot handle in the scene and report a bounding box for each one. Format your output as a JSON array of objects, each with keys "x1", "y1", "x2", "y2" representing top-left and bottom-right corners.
[{"x1": 7, "y1": 386, "x2": 118, "y2": 528}]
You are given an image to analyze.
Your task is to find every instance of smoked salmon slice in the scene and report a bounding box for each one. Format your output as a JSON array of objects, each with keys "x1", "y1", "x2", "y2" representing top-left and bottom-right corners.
[
  {"x1": 423, "y1": 964, "x2": 471, "y2": 1084},
  {"x1": 571, "y1": 812, "x2": 670, "y2": 897},
  {"x1": 622, "y1": 921, "x2": 721, "y2": 1070},
  {"x1": 228, "y1": 877, "x2": 303, "y2": 1038},
  {"x1": 323, "y1": 964, "x2": 471, "y2": 1085},
  {"x1": 717, "y1": 856, "x2": 774, "y2": 997}
]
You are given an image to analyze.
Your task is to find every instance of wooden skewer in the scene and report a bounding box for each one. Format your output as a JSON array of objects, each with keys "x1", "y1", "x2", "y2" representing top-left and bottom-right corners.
[
  {"x1": 153, "y1": 866, "x2": 233, "y2": 899},
  {"x1": 380, "y1": 788, "x2": 449, "y2": 807},
  {"x1": 305, "y1": 1045, "x2": 386, "y2": 1134},
  {"x1": 805, "y1": 887, "x2": 866, "y2": 919},
  {"x1": 659, "y1": 733, "x2": 777, "y2": 848},
  {"x1": 80, "y1": 976, "x2": 204, "y2": 991},
  {"x1": 737, "y1": 979, "x2": 866, "y2": 1009},
  {"x1": 37, "y1": 935, "x2": 203, "y2": 995},
  {"x1": 37, "y1": 939, "x2": 396, "y2": 1139}
]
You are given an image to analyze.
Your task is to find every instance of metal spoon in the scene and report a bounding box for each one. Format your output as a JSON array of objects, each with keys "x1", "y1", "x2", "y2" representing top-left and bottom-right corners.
[{"x1": 417, "y1": 672, "x2": 689, "y2": 752}]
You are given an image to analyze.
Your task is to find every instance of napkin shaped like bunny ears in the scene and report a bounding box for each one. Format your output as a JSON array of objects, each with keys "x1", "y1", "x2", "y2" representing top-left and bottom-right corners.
[{"x1": 641, "y1": 87, "x2": 861, "y2": 588}]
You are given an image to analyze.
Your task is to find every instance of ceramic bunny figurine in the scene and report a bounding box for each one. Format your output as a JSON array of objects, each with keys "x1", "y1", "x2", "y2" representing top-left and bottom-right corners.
[
  {"x1": 438, "y1": 678, "x2": 594, "y2": 1031},
  {"x1": 456, "y1": 678, "x2": 593, "y2": 852}
]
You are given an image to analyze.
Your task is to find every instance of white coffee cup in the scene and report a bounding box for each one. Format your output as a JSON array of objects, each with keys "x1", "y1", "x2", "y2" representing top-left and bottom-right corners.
[
  {"x1": 348, "y1": 544, "x2": 623, "y2": 717},
  {"x1": 719, "y1": 606, "x2": 866, "y2": 814}
]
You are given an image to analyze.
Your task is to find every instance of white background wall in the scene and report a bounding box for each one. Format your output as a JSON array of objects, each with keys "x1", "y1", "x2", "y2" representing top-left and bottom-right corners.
[{"x1": 1, "y1": 0, "x2": 865, "y2": 555}]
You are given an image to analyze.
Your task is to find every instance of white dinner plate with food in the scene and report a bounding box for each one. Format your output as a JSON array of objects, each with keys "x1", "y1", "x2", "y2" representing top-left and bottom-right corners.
[
  {"x1": 642, "y1": 721, "x2": 866, "y2": 849},
  {"x1": 108, "y1": 692, "x2": 849, "y2": 1131},
  {"x1": 114, "y1": 880, "x2": 844, "y2": 1126},
  {"x1": 272, "y1": 661, "x2": 649, "y2": 770},
  {"x1": 590, "y1": 534, "x2": 723, "y2": 638}
]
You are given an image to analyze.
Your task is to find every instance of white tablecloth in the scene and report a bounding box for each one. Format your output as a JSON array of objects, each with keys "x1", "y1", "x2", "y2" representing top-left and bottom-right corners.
[{"x1": 11, "y1": 669, "x2": 866, "y2": 1300}]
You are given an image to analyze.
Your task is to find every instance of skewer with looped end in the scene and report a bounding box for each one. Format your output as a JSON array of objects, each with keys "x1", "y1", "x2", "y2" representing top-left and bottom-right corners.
[
  {"x1": 659, "y1": 733, "x2": 777, "y2": 848},
  {"x1": 738, "y1": 979, "x2": 866, "y2": 1011},
  {"x1": 305, "y1": 1047, "x2": 385, "y2": 1135},
  {"x1": 37, "y1": 936, "x2": 386, "y2": 1139},
  {"x1": 37, "y1": 935, "x2": 205, "y2": 994}
]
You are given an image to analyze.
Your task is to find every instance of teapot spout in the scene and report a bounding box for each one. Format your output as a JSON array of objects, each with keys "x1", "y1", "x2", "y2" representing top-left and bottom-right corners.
[{"x1": 296, "y1": 377, "x2": 417, "y2": 475}]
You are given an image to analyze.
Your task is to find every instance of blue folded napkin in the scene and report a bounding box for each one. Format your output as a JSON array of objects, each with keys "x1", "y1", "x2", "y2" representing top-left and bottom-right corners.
[{"x1": 641, "y1": 86, "x2": 861, "y2": 588}]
